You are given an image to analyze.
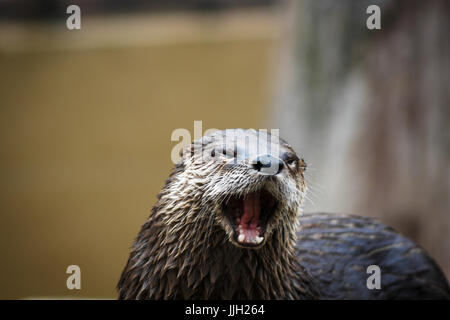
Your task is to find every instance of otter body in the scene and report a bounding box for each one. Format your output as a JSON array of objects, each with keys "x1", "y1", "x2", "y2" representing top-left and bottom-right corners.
[
  {"x1": 118, "y1": 129, "x2": 449, "y2": 299},
  {"x1": 297, "y1": 213, "x2": 450, "y2": 299}
]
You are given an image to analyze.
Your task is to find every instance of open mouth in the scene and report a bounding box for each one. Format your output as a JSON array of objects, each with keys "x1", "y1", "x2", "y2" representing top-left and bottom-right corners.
[{"x1": 222, "y1": 189, "x2": 278, "y2": 247}]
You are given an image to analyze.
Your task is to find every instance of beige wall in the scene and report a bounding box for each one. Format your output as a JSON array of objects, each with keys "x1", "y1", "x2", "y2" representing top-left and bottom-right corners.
[{"x1": 0, "y1": 11, "x2": 279, "y2": 298}]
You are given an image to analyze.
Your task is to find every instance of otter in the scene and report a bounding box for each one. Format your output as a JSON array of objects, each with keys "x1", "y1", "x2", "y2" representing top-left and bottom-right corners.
[{"x1": 118, "y1": 129, "x2": 450, "y2": 299}]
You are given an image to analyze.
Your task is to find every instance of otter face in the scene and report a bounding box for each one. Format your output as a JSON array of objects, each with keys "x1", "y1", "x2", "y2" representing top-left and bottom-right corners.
[{"x1": 180, "y1": 129, "x2": 307, "y2": 249}]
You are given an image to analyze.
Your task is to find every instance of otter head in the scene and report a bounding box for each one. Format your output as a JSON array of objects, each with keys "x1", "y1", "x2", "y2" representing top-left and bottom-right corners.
[{"x1": 178, "y1": 129, "x2": 307, "y2": 249}]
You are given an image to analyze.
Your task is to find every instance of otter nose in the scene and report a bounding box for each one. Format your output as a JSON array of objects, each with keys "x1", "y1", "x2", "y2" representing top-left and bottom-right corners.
[{"x1": 251, "y1": 154, "x2": 284, "y2": 175}]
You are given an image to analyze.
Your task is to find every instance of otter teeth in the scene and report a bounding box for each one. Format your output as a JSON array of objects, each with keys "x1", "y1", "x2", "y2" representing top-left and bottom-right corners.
[{"x1": 237, "y1": 232, "x2": 264, "y2": 245}]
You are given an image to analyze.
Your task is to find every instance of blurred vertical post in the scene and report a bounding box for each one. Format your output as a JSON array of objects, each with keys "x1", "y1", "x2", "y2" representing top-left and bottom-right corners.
[{"x1": 272, "y1": 0, "x2": 450, "y2": 277}]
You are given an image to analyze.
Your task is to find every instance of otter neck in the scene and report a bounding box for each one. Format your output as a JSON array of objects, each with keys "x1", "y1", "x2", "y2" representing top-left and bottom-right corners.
[{"x1": 118, "y1": 188, "x2": 318, "y2": 299}]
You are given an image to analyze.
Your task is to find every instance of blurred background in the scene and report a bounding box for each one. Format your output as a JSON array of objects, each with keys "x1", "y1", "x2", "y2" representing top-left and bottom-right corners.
[{"x1": 0, "y1": 0, "x2": 448, "y2": 299}]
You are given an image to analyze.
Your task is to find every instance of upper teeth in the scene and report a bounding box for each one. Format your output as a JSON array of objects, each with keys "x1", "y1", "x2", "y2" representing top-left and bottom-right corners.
[{"x1": 238, "y1": 234, "x2": 245, "y2": 243}]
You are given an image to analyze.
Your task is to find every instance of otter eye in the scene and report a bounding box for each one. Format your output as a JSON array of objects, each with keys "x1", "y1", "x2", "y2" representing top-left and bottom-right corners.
[
  {"x1": 286, "y1": 159, "x2": 296, "y2": 165},
  {"x1": 286, "y1": 159, "x2": 297, "y2": 169},
  {"x1": 282, "y1": 152, "x2": 299, "y2": 170}
]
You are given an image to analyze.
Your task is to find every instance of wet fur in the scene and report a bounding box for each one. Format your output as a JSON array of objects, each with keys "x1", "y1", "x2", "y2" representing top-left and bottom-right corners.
[{"x1": 118, "y1": 129, "x2": 318, "y2": 299}]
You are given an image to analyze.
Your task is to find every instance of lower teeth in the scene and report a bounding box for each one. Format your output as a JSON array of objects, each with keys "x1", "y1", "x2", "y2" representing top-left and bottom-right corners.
[{"x1": 237, "y1": 233, "x2": 264, "y2": 245}]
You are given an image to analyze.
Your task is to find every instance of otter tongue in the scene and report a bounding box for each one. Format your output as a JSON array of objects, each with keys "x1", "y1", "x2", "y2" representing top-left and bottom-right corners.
[
  {"x1": 242, "y1": 192, "x2": 260, "y2": 227},
  {"x1": 237, "y1": 192, "x2": 263, "y2": 245}
]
